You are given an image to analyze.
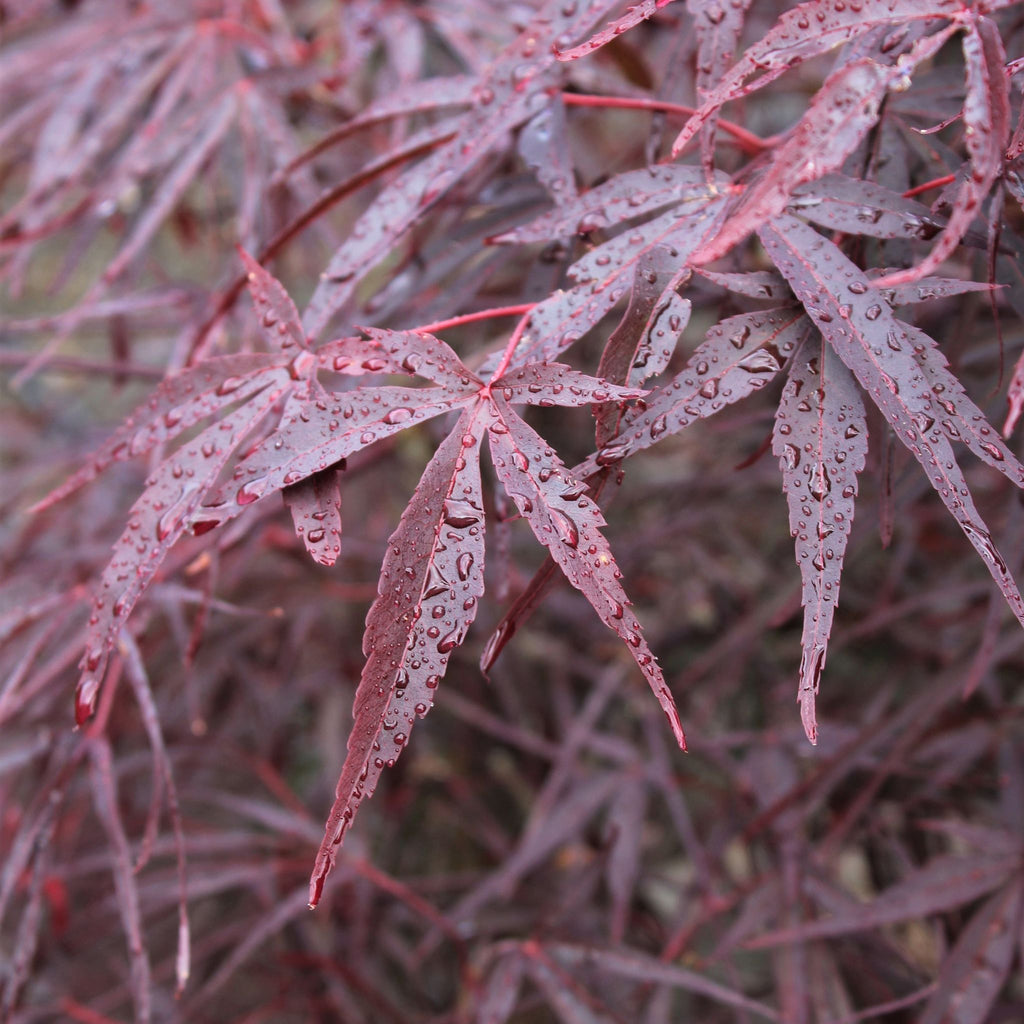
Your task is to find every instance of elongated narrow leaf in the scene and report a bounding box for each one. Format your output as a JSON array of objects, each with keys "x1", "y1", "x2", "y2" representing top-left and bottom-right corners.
[
  {"x1": 489, "y1": 285, "x2": 626, "y2": 371},
  {"x1": 548, "y1": 944, "x2": 781, "y2": 1020},
  {"x1": 790, "y1": 174, "x2": 946, "y2": 241},
  {"x1": 488, "y1": 397, "x2": 685, "y2": 749},
  {"x1": 584, "y1": 308, "x2": 807, "y2": 471},
  {"x1": 671, "y1": 0, "x2": 960, "y2": 156},
  {"x1": 237, "y1": 247, "x2": 308, "y2": 352},
  {"x1": 283, "y1": 467, "x2": 342, "y2": 567},
  {"x1": 30, "y1": 356, "x2": 283, "y2": 513},
  {"x1": 518, "y1": 96, "x2": 577, "y2": 203},
  {"x1": 695, "y1": 268, "x2": 787, "y2": 300},
  {"x1": 280, "y1": 74, "x2": 474, "y2": 178},
  {"x1": 759, "y1": 215, "x2": 1024, "y2": 629},
  {"x1": 900, "y1": 320, "x2": 1024, "y2": 486},
  {"x1": 309, "y1": 407, "x2": 486, "y2": 906},
  {"x1": 687, "y1": 0, "x2": 754, "y2": 172},
  {"x1": 746, "y1": 852, "x2": 1019, "y2": 946},
  {"x1": 76, "y1": 386, "x2": 286, "y2": 723},
  {"x1": 569, "y1": 191, "x2": 728, "y2": 287},
  {"x1": 358, "y1": 327, "x2": 482, "y2": 390},
  {"x1": 556, "y1": 0, "x2": 672, "y2": 62},
  {"x1": 301, "y1": 0, "x2": 626, "y2": 335},
  {"x1": 879, "y1": 277, "x2": 996, "y2": 306},
  {"x1": 774, "y1": 339, "x2": 868, "y2": 743},
  {"x1": 496, "y1": 166, "x2": 721, "y2": 245},
  {"x1": 875, "y1": 17, "x2": 1010, "y2": 287},
  {"x1": 476, "y1": 957, "x2": 525, "y2": 1024},
  {"x1": 203, "y1": 385, "x2": 467, "y2": 522},
  {"x1": 692, "y1": 59, "x2": 894, "y2": 265},
  {"x1": 918, "y1": 880, "x2": 1023, "y2": 1024},
  {"x1": 103, "y1": 94, "x2": 236, "y2": 285},
  {"x1": 492, "y1": 363, "x2": 645, "y2": 406}
]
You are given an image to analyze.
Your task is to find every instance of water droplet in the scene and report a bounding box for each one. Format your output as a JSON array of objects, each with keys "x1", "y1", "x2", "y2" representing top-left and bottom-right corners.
[
  {"x1": 437, "y1": 629, "x2": 461, "y2": 654},
  {"x1": 699, "y1": 378, "x2": 719, "y2": 400},
  {"x1": 550, "y1": 508, "x2": 579, "y2": 548},
  {"x1": 809, "y1": 465, "x2": 831, "y2": 501},
  {"x1": 288, "y1": 351, "x2": 315, "y2": 380},
  {"x1": 456, "y1": 552, "x2": 475, "y2": 580},
  {"x1": 384, "y1": 407, "x2": 413, "y2": 425},
  {"x1": 236, "y1": 478, "x2": 264, "y2": 505},
  {"x1": 216, "y1": 376, "x2": 245, "y2": 396},
  {"x1": 864, "y1": 304, "x2": 882, "y2": 321},
  {"x1": 443, "y1": 499, "x2": 482, "y2": 528},
  {"x1": 422, "y1": 564, "x2": 451, "y2": 599}
]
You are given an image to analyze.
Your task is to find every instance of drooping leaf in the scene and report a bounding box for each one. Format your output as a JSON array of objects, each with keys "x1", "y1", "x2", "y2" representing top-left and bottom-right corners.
[
  {"x1": 203, "y1": 384, "x2": 467, "y2": 524},
  {"x1": 283, "y1": 466, "x2": 343, "y2": 568},
  {"x1": 759, "y1": 214, "x2": 1024, "y2": 629},
  {"x1": 488, "y1": 395, "x2": 685, "y2": 750},
  {"x1": 309, "y1": 406, "x2": 487, "y2": 906},
  {"x1": 773, "y1": 338, "x2": 868, "y2": 743}
]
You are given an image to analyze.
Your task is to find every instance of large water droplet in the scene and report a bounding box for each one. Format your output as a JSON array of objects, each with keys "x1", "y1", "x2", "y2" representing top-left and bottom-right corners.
[{"x1": 550, "y1": 508, "x2": 579, "y2": 548}]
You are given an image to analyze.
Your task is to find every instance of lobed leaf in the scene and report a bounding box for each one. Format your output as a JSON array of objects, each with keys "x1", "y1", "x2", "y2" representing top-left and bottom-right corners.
[
  {"x1": 759, "y1": 215, "x2": 1024, "y2": 629},
  {"x1": 357, "y1": 327, "x2": 483, "y2": 390},
  {"x1": 789, "y1": 173, "x2": 947, "y2": 241},
  {"x1": 567, "y1": 188, "x2": 728, "y2": 288},
  {"x1": 309, "y1": 407, "x2": 487, "y2": 906},
  {"x1": 489, "y1": 396, "x2": 685, "y2": 749},
  {"x1": 695, "y1": 267, "x2": 787, "y2": 300},
  {"x1": 773, "y1": 339, "x2": 868, "y2": 744},
  {"x1": 900, "y1": 320, "x2": 1024, "y2": 487},
  {"x1": 490, "y1": 285, "x2": 627, "y2": 371}
]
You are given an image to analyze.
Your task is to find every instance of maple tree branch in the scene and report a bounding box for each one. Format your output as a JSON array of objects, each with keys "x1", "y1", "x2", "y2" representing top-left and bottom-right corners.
[
  {"x1": 415, "y1": 303, "x2": 536, "y2": 336},
  {"x1": 488, "y1": 308, "x2": 536, "y2": 383},
  {"x1": 561, "y1": 92, "x2": 776, "y2": 155},
  {"x1": 902, "y1": 174, "x2": 956, "y2": 199}
]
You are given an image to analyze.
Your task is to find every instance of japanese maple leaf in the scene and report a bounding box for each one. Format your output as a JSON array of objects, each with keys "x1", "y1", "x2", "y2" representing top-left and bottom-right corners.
[{"x1": 32, "y1": 256, "x2": 685, "y2": 905}]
